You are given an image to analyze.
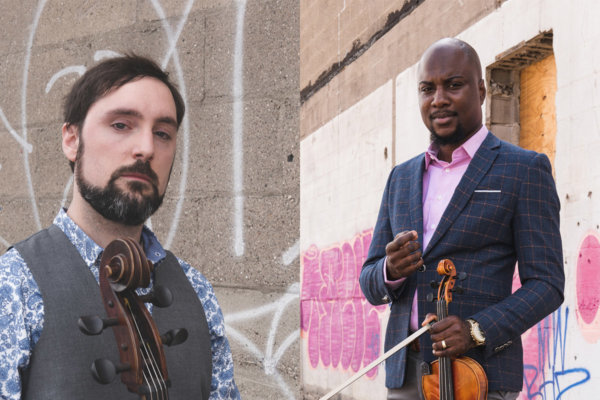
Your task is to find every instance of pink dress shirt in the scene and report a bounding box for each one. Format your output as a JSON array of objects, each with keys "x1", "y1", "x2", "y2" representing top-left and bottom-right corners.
[{"x1": 384, "y1": 126, "x2": 489, "y2": 331}]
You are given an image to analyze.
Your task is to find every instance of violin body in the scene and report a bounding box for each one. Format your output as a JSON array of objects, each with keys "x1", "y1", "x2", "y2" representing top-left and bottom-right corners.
[{"x1": 421, "y1": 356, "x2": 487, "y2": 400}]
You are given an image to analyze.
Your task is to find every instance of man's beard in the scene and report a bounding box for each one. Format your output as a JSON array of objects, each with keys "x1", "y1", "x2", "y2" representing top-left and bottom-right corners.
[
  {"x1": 76, "y1": 159, "x2": 164, "y2": 226},
  {"x1": 429, "y1": 123, "x2": 471, "y2": 146}
]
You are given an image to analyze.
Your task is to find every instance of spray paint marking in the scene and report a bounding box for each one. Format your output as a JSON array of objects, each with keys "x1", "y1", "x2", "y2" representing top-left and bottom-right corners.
[
  {"x1": 149, "y1": 0, "x2": 194, "y2": 249},
  {"x1": 19, "y1": 0, "x2": 48, "y2": 231},
  {"x1": 575, "y1": 232, "x2": 600, "y2": 342},
  {"x1": 45, "y1": 65, "x2": 86, "y2": 93},
  {"x1": 521, "y1": 307, "x2": 590, "y2": 400},
  {"x1": 282, "y1": 239, "x2": 300, "y2": 266},
  {"x1": 160, "y1": 0, "x2": 195, "y2": 69},
  {"x1": 94, "y1": 50, "x2": 121, "y2": 61},
  {"x1": 301, "y1": 229, "x2": 387, "y2": 377},
  {"x1": 0, "y1": 108, "x2": 33, "y2": 153},
  {"x1": 226, "y1": 282, "x2": 299, "y2": 400},
  {"x1": 233, "y1": 0, "x2": 247, "y2": 257}
]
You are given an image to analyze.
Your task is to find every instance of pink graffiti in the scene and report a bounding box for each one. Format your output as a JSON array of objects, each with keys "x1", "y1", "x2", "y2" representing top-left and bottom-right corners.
[
  {"x1": 301, "y1": 229, "x2": 387, "y2": 377},
  {"x1": 576, "y1": 233, "x2": 600, "y2": 325}
]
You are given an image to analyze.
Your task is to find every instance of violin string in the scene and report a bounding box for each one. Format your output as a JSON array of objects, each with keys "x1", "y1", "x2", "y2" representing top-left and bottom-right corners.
[
  {"x1": 437, "y1": 298, "x2": 453, "y2": 400},
  {"x1": 126, "y1": 298, "x2": 167, "y2": 399}
]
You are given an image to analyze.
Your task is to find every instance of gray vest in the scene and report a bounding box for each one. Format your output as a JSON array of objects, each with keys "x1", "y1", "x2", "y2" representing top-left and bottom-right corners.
[{"x1": 14, "y1": 225, "x2": 212, "y2": 399}]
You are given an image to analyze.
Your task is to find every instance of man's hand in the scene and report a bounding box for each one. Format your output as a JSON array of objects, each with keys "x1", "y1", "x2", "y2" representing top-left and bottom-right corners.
[
  {"x1": 425, "y1": 314, "x2": 474, "y2": 357},
  {"x1": 385, "y1": 230, "x2": 424, "y2": 280}
]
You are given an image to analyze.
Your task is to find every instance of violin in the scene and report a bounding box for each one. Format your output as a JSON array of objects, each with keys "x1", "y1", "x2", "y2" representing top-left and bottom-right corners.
[
  {"x1": 421, "y1": 259, "x2": 488, "y2": 400},
  {"x1": 78, "y1": 238, "x2": 188, "y2": 399}
]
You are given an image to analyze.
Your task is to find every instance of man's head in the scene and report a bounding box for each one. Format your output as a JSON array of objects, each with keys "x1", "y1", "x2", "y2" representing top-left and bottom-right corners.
[
  {"x1": 64, "y1": 55, "x2": 185, "y2": 171},
  {"x1": 62, "y1": 55, "x2": 184, "y2": 226},
  {"x1": 417, "y1": 38, "x2": 486, "y2": 146}
]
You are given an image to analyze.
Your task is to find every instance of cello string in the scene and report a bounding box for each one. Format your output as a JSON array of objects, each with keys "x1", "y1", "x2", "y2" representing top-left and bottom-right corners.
[
  {"x1": 126, "y1": 298, "x2": 166, "y2": 399},
  {"x1": 143, "y1": 339, "x2": 169, "y2": 399},
  {"x1": 126, "y1": 298, "x2": 160, "y2": 398}
]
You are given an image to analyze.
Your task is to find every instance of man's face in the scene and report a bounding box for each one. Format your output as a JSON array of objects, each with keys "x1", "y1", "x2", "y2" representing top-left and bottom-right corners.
[
  {"x1": 72, "y1": 77, "x2": 178, "y2": 225},
  {"x1": 417, "y1": 44, "x2": 485, "y2": 146}
]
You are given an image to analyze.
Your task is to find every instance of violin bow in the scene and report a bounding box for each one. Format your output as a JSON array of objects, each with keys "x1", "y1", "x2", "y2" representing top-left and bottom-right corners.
[{"x1": 319, "y1": 322, "x2": 433, "y2": 400}]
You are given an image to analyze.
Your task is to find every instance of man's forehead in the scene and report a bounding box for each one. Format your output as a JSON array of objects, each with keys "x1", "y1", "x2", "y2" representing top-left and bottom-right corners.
[
  {"x1": 91, "y1": 78, "x2": 176, "y2": 116},
  {"x1": 418, "y1": 46, "x2": 475, "y2": 80}
]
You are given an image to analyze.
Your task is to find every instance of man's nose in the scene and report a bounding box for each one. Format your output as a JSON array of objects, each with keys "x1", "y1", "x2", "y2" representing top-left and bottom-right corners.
[
  {"x1": 431, "y1": 88, "x2": 449, "y2": 107},
  {"x1": 132, "y1": 129, "x2": 154, "y2": 160}
]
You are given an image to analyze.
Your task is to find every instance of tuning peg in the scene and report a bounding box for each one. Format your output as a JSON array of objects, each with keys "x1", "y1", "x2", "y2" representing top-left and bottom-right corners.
[
  {"x1": 451, "y1": 286, "x2": 464, "y2": 294},
  {"x1": 161, "y1": 328, "x2": 188, "y2": 347},
  {"x1": 78, "y1": 315, "x2": 119, "y2": 336},
  {"x1": 429, "y1": 280, "x2": 439, "y2": 288},
  {"x1": 139, "y1": 285, "x2": 173, "y2": 308},
  {"x1": 457, "y1": 272, "x2": 467, "y2": 280},
  {"x1": 426, "y1": 293, "x2": 435, "y2": 302},
  {"x1": 91, "y1": 358, "x2": 131, "y2": 384}
]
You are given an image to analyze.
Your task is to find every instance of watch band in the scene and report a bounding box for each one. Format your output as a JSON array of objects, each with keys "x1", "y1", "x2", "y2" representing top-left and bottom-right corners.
[{"x1": 467, "y1": 319, "x2": 486, "y2": 346}]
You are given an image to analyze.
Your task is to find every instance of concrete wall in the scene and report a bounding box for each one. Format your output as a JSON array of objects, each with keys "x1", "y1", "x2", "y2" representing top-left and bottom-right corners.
[
  {"x1": 300, "y1": 0, "x2": 599, "y2": 398},
  {"x1": 0, "y1": 1, "x2": 300, "y2": 399}
]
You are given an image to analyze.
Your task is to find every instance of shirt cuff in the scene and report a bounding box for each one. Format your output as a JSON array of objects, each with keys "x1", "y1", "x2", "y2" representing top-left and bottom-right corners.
[{"x1": 383, "y1": 256, "x2": 406, "y2": 289}]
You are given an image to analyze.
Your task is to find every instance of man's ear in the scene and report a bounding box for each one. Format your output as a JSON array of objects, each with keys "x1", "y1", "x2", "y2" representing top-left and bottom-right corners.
[
  {"x1": 62, "y1": 123, "x2": 79, "y2": 163},
  {"x1": 478, "y1": 78, "x2": 486, "y2": 105}
]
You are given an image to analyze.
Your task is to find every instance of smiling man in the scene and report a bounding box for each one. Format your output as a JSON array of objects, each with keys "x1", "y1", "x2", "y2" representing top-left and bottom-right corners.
[
  {"x1": 359, "y1": 38, "x2": 564, "y2": 400},
  {"x1": 0, "y1": 55, "x2": 240, "y2": 400}
]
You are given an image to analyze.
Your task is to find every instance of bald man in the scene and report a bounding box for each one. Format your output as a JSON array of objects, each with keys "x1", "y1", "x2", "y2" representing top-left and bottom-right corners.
[{"x1": 360, "y1": 38, "x2": 564, "y2": 400}]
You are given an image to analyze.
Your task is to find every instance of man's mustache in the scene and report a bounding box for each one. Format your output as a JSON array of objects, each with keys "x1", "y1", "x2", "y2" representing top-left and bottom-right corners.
[
  {"x1": 110, "y1": 160, "x2": 159, "y2": 187},
  {"x1": 430, "y1": 111, "x2": 457, "y2": 119}
]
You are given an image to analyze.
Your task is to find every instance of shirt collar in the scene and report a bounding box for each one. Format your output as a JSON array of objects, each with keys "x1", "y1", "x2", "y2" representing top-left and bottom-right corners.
[
  {"x1": 424, "y1": 125, "x2": 488, "y2": 169},
  {"x1": 53, "y1": 208, "x2": 167, "y2": 267}
]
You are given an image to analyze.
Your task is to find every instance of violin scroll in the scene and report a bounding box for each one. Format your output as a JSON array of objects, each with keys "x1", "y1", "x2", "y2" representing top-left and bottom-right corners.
[{"x1": 421, "y1": 259, "x2": 488, "y2": 400}]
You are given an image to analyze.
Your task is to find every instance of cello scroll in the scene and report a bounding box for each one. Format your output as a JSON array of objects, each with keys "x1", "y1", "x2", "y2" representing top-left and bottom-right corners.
[{"x1": 78, "y1": 238, "x2": 187, "y2": 398}]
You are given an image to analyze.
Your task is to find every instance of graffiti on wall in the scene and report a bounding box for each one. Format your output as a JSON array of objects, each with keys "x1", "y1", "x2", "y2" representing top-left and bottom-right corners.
[
  {"x1": 301, "y1": 229, "x2": 388, "y2": 378},
  {"x1": 575, "y1": 232, "x2": 600, "y2": 342},
  {"x1": 520, "y1": 307, "x2": 590, "y2": 400},
  {"x1": 302, "y1": 228, "x2": 597, "y2": 398}
]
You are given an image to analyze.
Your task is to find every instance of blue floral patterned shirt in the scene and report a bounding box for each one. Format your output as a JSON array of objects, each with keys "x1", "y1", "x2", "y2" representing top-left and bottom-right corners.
[{"x1": 0, "y1": 209, "x2": 240, "y2": 399}]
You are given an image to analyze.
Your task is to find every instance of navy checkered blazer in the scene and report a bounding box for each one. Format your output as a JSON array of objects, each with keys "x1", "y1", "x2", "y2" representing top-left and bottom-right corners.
[{"x1": 359, "y1": 132, "x2": 564, "y2": 392}]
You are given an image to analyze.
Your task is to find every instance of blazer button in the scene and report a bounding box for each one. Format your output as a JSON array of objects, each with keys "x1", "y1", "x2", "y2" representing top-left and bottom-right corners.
[{"x1": 382, "y1": 295, "x2": 390, "y2": 303}]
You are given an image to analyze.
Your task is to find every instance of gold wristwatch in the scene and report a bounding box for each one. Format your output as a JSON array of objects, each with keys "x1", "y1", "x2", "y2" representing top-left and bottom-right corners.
[{"x1": 466, "y1": 319, "x2": 486, "y2": 346}]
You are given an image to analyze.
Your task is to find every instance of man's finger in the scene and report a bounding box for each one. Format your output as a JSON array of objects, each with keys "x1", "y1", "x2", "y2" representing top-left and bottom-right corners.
[{"x1": 386, "y1": 230, "x2": 418, "y2": 253}]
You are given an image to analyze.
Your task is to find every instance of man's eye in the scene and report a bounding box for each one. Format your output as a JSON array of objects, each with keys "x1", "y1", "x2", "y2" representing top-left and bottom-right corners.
[
  {"x1": 449, "y1": 82, "x2": 463, "y2": 89},
  {"x1": 420, "y1": 86, "x2": 432, "y2": 93},
  {"x1": 155, "y1": 131, "x2": 171, "y2": 140},
  {"x1": 112, "y1": 122, "x2": 128, "y2": 130}
]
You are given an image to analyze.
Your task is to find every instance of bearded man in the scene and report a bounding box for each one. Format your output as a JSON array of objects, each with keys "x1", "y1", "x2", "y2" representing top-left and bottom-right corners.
[
  {"x1": 0, "y1": 55, "x2": 240, "y2": 400},
  {"x1": 360, "y1": 38, "x2": 564, "y2": 400}
]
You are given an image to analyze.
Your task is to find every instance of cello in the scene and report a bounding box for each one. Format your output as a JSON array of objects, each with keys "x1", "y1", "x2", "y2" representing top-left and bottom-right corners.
[
  {"x1": 421, "y1": 259, "x2": 488, "y2": 400},
  {"x1": 78, "y1": 238, "x2": 188, "y2": 399}
]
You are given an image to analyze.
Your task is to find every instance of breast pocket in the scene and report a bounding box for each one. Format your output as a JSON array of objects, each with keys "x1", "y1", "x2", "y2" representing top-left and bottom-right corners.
[{"x1": 471, "y1": 190, "x2": 502, "y2": 204}]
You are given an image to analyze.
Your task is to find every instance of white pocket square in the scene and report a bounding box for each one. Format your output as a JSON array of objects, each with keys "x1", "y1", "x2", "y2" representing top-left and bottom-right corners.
[{"x1": 474, "y1": 189, "x2": 501, "y2": 193}]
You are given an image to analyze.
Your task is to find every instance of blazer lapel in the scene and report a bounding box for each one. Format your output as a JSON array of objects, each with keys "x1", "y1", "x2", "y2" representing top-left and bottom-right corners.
[
  {"x1": 409, "y1": 155, "x2": 426, "y2": 248},
  {"x1": 423, "y1": 133, "x2": 500, "y2": 256}
]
